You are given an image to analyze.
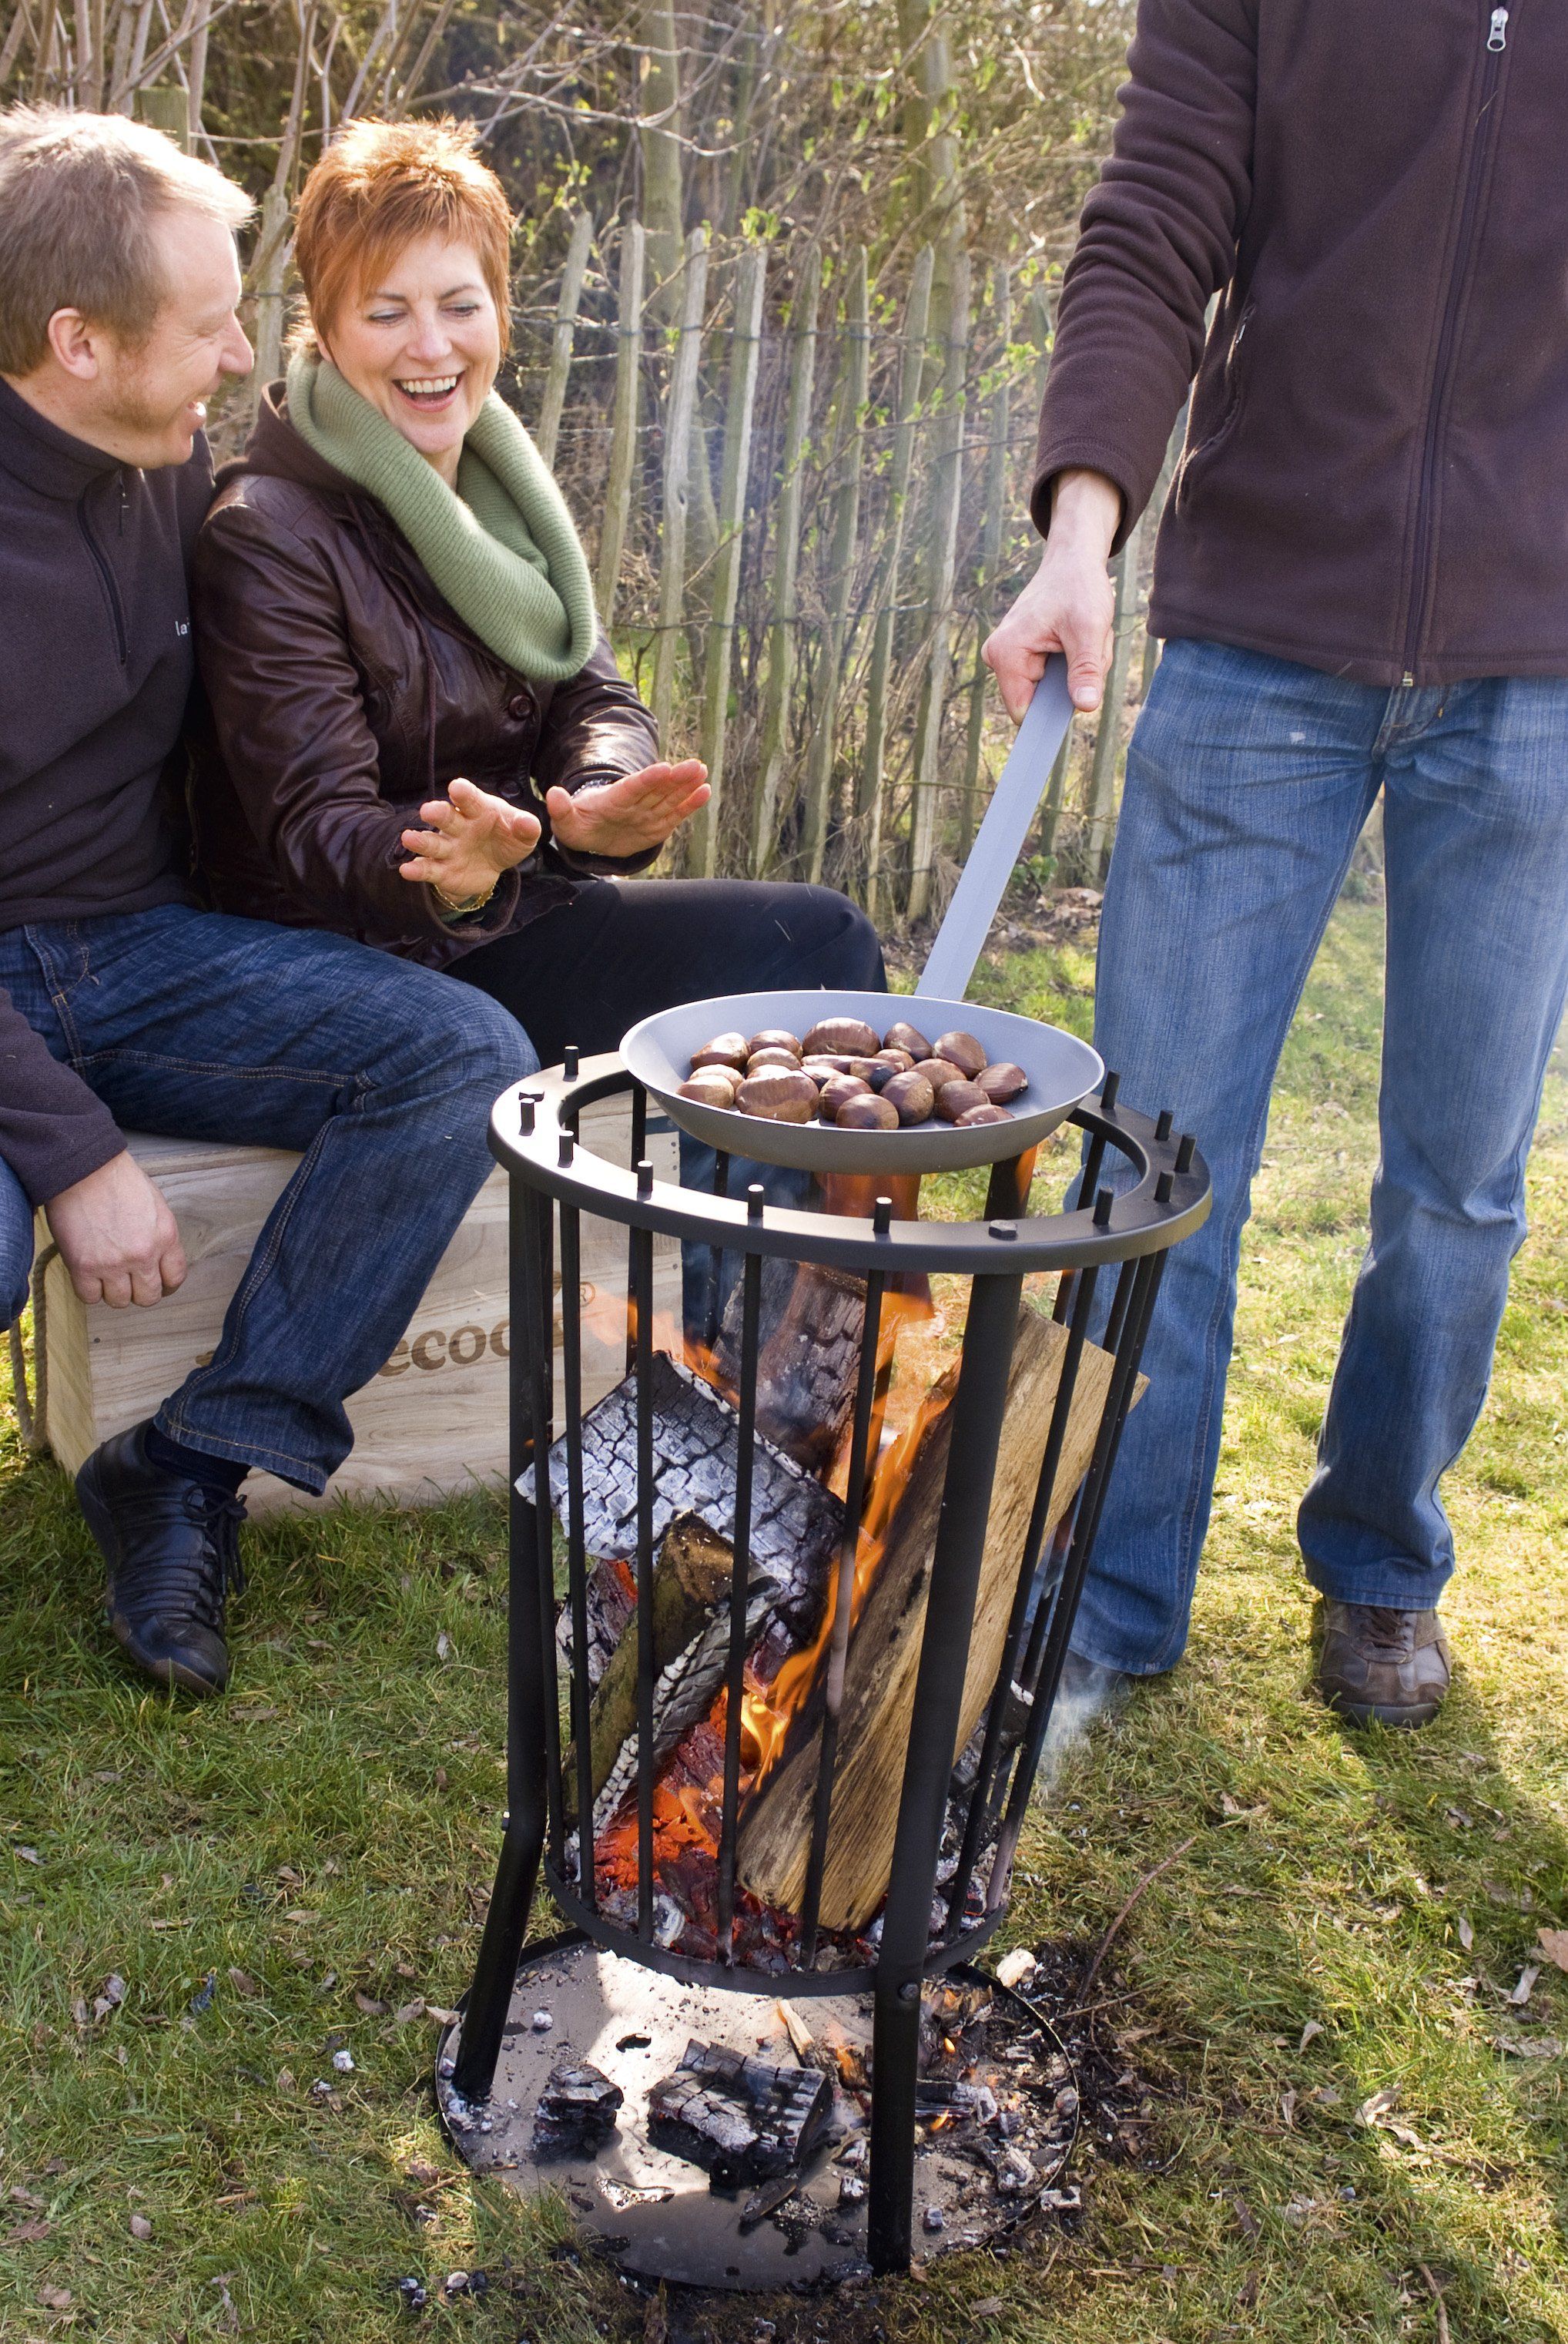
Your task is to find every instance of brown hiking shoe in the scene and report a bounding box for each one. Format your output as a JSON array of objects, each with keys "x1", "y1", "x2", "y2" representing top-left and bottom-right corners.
[{"x1": 1315, "y1": 1601, "x2": 1452, "y2": 1729}]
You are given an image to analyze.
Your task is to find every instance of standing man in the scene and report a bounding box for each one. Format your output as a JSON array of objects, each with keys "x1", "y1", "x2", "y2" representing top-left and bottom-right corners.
[
  {"x1": 986, "y1": 0, "x2": 1568, "y2": 1725},
  {"x1": 0, "y1": 107, "x2": 531, "y2": 1695}
]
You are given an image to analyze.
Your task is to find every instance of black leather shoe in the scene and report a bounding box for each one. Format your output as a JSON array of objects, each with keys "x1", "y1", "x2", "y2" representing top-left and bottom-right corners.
[{"x1": 76, "y1": 1423, "x2": 246, "y2": 1697}]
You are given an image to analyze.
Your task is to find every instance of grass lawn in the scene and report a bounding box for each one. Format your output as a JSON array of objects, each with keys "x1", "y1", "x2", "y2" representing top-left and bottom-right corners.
[{"x1": 2, "y1": 892, "x2": 1565, "y2": 2343}]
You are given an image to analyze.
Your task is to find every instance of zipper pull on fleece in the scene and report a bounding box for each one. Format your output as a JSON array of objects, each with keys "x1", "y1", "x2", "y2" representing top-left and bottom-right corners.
[{"x1": 1487, "y1": 7, "x2": 1508, "y2": 50}]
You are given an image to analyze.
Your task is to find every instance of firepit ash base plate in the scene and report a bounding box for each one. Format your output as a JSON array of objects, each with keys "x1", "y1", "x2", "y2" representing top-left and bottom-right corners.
[{"x1": 434, "y1": 1933, "x2": 1075, "y2": 2291}]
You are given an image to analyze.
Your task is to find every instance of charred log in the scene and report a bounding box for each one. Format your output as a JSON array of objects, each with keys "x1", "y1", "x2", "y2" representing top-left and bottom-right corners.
[
  {"x1": 646, "y1": 2038, "x2": 832, "y2": 2188},
  {"x1": 531, "y1": 2060, "x2": 624, "y2": 2158},
  {"x1": 548, "y1": 1351, "x2": 841, "y2": 1641},
  {"x1": 554, "y1": 1554, "x2": 635, "y2": 1691},
  {"x1": 713, "y1": 1257, "x2": 869, "y2": 1474}
]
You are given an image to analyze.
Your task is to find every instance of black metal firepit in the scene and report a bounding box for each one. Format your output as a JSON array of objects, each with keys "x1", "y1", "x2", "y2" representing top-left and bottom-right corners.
[{"x1": 439, "y1": 1045, "x2": 1209, "y2": 2283}]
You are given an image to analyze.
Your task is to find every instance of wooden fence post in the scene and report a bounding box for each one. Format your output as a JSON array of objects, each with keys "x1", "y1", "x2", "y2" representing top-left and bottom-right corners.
[
  {"x1": 857, "y1": 244, "x2": 933, "y2": 921},
  {"x1": 650, "y1": 226, "x2": 709, "y2": 749},
  {"x1": 690, "y1": 241, "x2": 767, "y2": 877},
  {"x1": 596, "y1": 221, "x2": 645, "y2": 628},
  {"x1": 751, "y1": 246, "x2": 822, "y2": 877},
  {"x1": 957, "y1": 263, "x2": 1011, "y2": 857},
  {"x1": 1084, "y1": 511, "x2": 1145, "y2": 877},
  {"x1": 800, "y1": 244, "x2": 869, "y2": 885},
  {"x1": 906, "y1": 249, "x2": 972, "y2": 924},
  {"x1": 534, "y1": 209, "x2": 595, "y2": 470}
]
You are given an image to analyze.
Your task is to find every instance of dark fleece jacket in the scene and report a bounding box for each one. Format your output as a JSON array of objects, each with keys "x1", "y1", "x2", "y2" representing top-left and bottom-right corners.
[
  {"x1": 1034, "y1": 0, "x2": 1568, "y2": 687},
  {"x1": 0, "y1": 377, "x2": 210, "y2": 1202}
]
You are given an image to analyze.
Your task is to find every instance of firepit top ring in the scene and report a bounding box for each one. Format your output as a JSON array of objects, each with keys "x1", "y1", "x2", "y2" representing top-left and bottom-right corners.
[{"x1": 490, "y1": 1056, "x2": 1211, "y2": 1277}]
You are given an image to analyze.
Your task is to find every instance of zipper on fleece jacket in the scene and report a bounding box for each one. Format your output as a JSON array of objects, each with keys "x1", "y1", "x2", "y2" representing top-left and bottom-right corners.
[
  {"x1": 1401, "y1": 0, "x2": 1513, "y2": 682},
  {"x1": 77, "y1": 487, "x2": 129, "y2": 667}
]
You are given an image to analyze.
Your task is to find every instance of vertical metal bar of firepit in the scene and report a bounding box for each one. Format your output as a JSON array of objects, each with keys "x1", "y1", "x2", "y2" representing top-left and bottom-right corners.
[
  {"x1": 560, "y1": 1202, "x2": 596, "y2": 1903},
  {"x1": 868, "y1": 1265, "x2": 1024, "y2": 2275},
  {"x1": 626, "y1": 1083, "x2": 648, "y2": 1373},
  {"x1": 632, "y1": 1217, "x2": 657, "y2": 1940},
  {"x1": 717, "y1": 1228, "x2": 762, "y2": 1957},
  {"x1": 986, "y1": 1251, "x2": 1165, "y2": 1912},
  {"x1": 704, "y1": 1149, "x2": 732, "y2": 1353},
  {"x1": 537, "y1": 1169, "x2": 565, "y2": 1874},
  {"x1": 451, "y1": 1172, "x2": 553, "y2": 2102},
  {"x1": 798, "y1": 1266, "x2": 886, "y2": 1967},
  {"x1": 944, "y1": 1259, "x2": 1101, "y2": 1928},
  {"x1": 1054, "y1": 1081, "x2": 1117, "y2": 1323}
]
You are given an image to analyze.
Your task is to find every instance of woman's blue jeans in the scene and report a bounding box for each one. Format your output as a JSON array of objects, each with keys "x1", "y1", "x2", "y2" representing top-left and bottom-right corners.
[{"x1": 1079, "y1": 640, "x2": 1568, "y2": 1676}]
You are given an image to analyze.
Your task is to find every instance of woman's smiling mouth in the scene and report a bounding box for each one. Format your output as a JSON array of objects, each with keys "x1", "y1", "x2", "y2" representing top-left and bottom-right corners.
[{"x1": 394, "y1": 374, "x2": 462, "y2": 409}]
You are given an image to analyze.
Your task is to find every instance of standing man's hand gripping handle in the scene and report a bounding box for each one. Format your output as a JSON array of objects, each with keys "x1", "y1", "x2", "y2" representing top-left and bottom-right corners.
[{"x1": 983, "y1": 468, "x2": 1124, "y2": 720}]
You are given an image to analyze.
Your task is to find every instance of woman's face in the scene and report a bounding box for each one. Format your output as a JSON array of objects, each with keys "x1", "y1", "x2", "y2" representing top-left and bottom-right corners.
[{"x1": 320, "y1": 233, "x2": 501, "y2": 484}]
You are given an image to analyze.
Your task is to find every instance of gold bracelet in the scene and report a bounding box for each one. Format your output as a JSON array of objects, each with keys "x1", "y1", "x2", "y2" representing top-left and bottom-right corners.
[{"x1": 433, "y1": 875, "x2": 498, "y2": 916}]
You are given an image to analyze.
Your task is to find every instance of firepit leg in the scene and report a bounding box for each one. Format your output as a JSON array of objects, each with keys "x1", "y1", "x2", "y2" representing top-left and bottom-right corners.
[
  {"x1": 868, "y1": 1267, "x2": 1025, "y2": 2274},
  {"x1": 452, "y1": 1175, "x2": 553, "y2": 2104}
]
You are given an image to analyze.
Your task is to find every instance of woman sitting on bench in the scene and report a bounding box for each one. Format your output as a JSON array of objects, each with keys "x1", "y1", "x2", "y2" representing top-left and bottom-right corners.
[{"x1": 188, "y1": 116, "x2": 882, "y2": 1075}]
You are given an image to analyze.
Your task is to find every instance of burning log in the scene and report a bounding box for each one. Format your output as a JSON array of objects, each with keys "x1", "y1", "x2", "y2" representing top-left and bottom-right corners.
[
  {"x1": 531, "y1": 2060, "x2": 624, "y2": 2158},
  {"x1": 737, "y1": 1305, "x2": 1134, "y2": 1930},
  {"x1": 646, "y1": 2039, "x2": 832, "y2": 2188},
  {"x1": 713, "y1": 1256, "x2": 869, "y2": 1474},
  {"x1": 548, "y1": 1351, "x2": 840, "y2": 1641}
]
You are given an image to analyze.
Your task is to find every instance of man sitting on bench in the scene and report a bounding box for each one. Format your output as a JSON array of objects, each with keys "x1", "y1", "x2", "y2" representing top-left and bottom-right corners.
[{"x1": 0, "y1": 106, "x2": 531, "y2": 1695}]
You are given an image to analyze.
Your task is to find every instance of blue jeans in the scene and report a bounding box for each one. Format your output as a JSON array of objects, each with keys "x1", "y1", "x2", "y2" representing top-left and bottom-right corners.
[
  {"x1": 0, "y1": 1157, "x2": 32, "y2": 1325},
  {"x1": 0, "y1": 905, "x2": 533, "y2": 1490},
  {"x1": 1080, "y1": 641, "x2": 1568, "y2": 1675}
]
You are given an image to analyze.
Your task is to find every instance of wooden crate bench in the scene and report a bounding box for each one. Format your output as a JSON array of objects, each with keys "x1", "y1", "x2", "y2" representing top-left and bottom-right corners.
[{"x1": 33, "y1": 1097, "x2": 680, "y2": 1513}]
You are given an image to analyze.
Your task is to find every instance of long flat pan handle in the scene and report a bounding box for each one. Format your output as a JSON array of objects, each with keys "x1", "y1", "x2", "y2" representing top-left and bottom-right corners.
[{"x1": 914, "y1": 653, "x2": 1075, "y2": 1003}]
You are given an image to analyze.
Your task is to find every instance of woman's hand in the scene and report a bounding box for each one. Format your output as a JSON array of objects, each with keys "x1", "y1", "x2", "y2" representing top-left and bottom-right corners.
[
  {"x1": 545, "y1": 759, "x2": 710, "y2": 860},
  {"x1": 399, "y1": 776, "x2": 541, "y2": 905}
]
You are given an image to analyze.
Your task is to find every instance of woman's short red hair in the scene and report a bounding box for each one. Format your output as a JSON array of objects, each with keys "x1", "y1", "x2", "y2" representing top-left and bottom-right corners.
[{"x1": 293, "y1": 116, "x2": 513, "y2": 348}]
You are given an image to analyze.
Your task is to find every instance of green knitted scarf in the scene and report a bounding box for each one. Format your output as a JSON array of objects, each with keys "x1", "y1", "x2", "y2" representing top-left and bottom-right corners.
[{"x1": 285, "y1": 350, "x2": 596, "y2": 682}]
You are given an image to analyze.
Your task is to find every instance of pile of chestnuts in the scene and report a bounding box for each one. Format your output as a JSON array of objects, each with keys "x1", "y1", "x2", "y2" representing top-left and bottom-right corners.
[{"x1": 675, "y1": 1015, "x2": 1028, "y2": 1132}]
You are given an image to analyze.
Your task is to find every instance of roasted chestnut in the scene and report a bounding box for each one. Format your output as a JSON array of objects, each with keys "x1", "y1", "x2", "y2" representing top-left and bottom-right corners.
[
  {"x1": 883, "y1": 1020, "x2": 932, "y2": 1060},
  {"x1": 933, "y1": 1079, "x2": 990, "y2": 1122},
  {"x1": 956, "y1": 1102, "x2": 1014, "y2": 1127},
  {"x1": 691, "y1": 1031, "x2": 749, "y2": 1071},
  {"x1": 736, "y1": 1067, "x2": 819, "y2": 1122},
  {"x1": 801, "y1": 1054, "x2": 853, "y2": 1080},
  {"x1": 833, "y1": 1092, "x2": 900, "y2": 1131},
  {"x1": 678, "y1": 1069, "x2": 740, "y2": 1108},
  {"x1": 975, "y1": 1061, "x2": 1027, "y2": 1103},
  {"x1": 932, "y1": 1029, "x2": 987, "y2": 1078},
  {"x1": 919, "y1": 1057, "x2": 970, "y2": 1095},
  {"x1": 844, "y1": 1055, "x2": 893, "y2": 1090},
  {"x1": 746, "y1": 1046, "x2": 800, "y2": 1072},
  {"x1": 872, "y1": 1047, "x2": 916, "y2": 1075},
  {"x1": 818, "y1": 1072, "x2": 871, "y2": 1119},
  {"x1": 802, "y1": 1016, "x2": 881, "y2": 1058},
  {"x1": 880, "y1": 1070, "x2": 936, "y2": 1126},
  {"x1": 746, "y1": 1028, "x2": 802, "y2": 1058}
]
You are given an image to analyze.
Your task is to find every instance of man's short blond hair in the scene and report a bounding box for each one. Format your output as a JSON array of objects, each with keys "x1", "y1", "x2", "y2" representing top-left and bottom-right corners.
[{"x1": 0, "y1": 106, "x2": 253, "y2": 377}]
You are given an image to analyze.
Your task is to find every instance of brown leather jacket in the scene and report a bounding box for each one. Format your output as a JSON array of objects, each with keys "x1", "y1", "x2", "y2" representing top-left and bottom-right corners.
[{"x1": 188, "y1": 385, "x2": 658, "y2": 965}]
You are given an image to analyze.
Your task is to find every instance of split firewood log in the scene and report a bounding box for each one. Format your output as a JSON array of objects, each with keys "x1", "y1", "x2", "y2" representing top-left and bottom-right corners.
[
  {"x1": 736, "y1": 1303, "x2": 1138, "y2": 1930},
  {"x1": 712, "y1": 1256, "x2": 870, "y2": 1474}
]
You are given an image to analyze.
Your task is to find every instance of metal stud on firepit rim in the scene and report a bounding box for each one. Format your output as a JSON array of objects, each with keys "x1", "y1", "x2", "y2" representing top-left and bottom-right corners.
[{"x1": 443, "y1": 1052, "x2": 1209, "y2": 2280}]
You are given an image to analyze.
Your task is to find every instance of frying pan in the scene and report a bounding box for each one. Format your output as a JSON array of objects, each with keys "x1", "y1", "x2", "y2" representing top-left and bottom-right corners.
[{"x1": 621, "y1": 658, "x2": 1100, "y2": 1175}]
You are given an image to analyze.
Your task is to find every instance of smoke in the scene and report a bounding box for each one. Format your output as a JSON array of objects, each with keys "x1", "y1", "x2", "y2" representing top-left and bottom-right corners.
[{"x1": 1036, "y1": 1654, "x2": 1128, "y2": 1792}]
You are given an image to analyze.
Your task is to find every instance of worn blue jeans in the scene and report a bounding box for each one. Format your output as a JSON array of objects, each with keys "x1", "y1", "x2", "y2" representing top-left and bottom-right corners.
[
  {"x1": 1078, "y1": 641, "x2": 1568, "y2": 1675},
  {"x1": 0, "y1": 905, "x2": 533, "y2": 1490},
  {"x1": 0, "y1": 1157, "x2": 32, "y2": 1326}
]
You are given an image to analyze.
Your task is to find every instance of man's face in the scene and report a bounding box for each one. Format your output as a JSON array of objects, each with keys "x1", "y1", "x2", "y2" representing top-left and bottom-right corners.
[{"x1": 89, "y1": 206, "x2": 253, "y2": 468}]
